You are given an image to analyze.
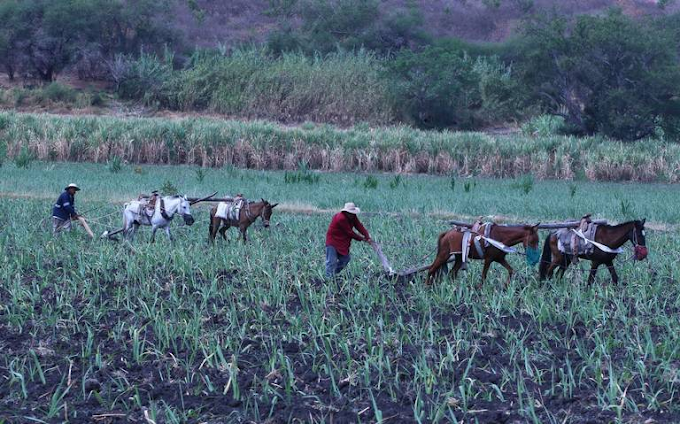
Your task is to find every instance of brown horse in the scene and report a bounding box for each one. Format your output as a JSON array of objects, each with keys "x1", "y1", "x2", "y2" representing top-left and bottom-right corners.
[
  {"x1": 539, "y1": 219, "x2": 647, "y2": 285},
  {"x1": 426, "y1": 224, "x2": 540, "y2": 286},
  {"x1": 209, "y1": 199, "x2": 278, "y2": 244}
]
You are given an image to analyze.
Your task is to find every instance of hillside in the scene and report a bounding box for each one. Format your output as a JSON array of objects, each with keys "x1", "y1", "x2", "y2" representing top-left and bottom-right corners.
[
  {"x1": 2, "y1": 0, "x2": 680, "y2": 140},
  {"x1": 173, "y1": 0, "x2": 674, "y2": 46}
]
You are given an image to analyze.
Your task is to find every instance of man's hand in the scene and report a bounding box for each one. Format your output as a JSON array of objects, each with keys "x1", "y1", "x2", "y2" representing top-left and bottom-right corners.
[{"x1": 364, "y1": 236, "x2": 372, "y2": 243}]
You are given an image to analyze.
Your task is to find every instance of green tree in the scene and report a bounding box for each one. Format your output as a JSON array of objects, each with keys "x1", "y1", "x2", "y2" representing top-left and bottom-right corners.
[
  {"x1": 519, "y1": 10, "x2": 680, "y2": 140},
  {"x1": 0, "y1": 0, "x2": 178, "y2": 81},
  {"x1": 387, "y1": 42, "x2": 518, "y2": 129},
  {"x1": 267, "y1": 0, "x2": 428, "y2": 55},
  {"x1": 0, "y1": 0, "x2": 30, "y2": 80}
]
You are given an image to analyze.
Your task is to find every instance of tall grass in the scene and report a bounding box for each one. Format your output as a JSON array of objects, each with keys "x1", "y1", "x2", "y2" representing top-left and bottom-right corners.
[
  {"x1": 123, "y1": 49, "x2": 393, "y2": 125},
  {"x1": 2, "y1": 111, "x2": 680, "y2": 181},
  {"x1": 0, "y1": 84, "x2": 107, "y2": 109}
]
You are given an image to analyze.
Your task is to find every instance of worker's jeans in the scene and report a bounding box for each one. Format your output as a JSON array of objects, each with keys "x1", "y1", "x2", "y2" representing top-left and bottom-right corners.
[
  {"x1": 52, "y1": 217, "x2": 72, "y2": 234},
  {"x1": 325, "y1": 246, "x2": 351, "y2": 277}
]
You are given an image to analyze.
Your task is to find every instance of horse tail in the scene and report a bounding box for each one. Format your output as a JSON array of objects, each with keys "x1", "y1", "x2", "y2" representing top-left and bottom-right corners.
[
  {"x1": 538, "y1": 234, "x2": 552, "y2": 280},
  {"x1": 208, "y1": 206, "x2": 217, "y2": 241},
  {"x1": 436, "y1": 231, "x2": 447, "y2": 253}
]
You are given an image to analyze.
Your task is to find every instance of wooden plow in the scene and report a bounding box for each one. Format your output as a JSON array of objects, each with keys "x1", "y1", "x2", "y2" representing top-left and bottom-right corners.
[
  {"x1": 187, "y1": 195, "x2": 234, "y2": 203},
  {"x1": 448, "y1": 219, "x2": 608, "y2": 229},
  {"x1": 386, "y1": 218, "x2": 610, "y2": 279}
]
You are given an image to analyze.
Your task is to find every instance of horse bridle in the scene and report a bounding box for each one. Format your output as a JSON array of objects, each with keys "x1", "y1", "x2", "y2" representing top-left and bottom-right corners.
[
  {"x1": 159, "y1": 198, "x2": 173, "y2": 221},
  {"x1": 628, "y1": 224, "x2": 643, "y2": 247},
  {"x1": 158, "y1": 197, "x2": 192, "y2": 222},
  {"x1": 244, "y1": 202, "x2": 269, "y2": 225}
]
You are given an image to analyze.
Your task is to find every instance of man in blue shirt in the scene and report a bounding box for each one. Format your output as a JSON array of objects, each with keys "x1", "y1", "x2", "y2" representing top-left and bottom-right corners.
[{"x1": 52, "y1": 183, "x2": 80, "y2": 234}]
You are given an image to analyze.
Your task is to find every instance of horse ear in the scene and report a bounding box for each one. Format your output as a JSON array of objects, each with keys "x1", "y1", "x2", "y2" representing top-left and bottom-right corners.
[
  {"x1": 641, "y1": 218, "x2": 646, "y2": 225},
  {"x1": 261, "y1": 198, "x2": 265, "y2": 203},
  {"x1": 533, "y1": 223, "x2": 540, "y2": 229},
  {"x1": 271, "y1": 203, "x2": 279, "y2": 208}
]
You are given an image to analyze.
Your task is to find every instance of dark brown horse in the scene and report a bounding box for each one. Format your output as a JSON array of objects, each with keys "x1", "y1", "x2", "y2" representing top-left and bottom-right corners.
[
  {"x1": 426, "y1": 224, "x2": 540, "y2": 286},
  {"x1": 209, "y1": 199, "x2": 278, "y2": 244},
  {"x1": 539, "y1": 219, "x2": 647, "y2": 284}
]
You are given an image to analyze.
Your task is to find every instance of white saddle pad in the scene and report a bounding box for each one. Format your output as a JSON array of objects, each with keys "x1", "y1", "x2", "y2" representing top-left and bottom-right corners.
[{"x1": 216, "y1": 202, "x2": 230, "y2": 220}]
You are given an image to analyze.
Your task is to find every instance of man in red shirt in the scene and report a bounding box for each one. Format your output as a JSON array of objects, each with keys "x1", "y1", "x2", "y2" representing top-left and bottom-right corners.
[{"x1": 325, "y1": 202, "x2": 371, "y2": 277}]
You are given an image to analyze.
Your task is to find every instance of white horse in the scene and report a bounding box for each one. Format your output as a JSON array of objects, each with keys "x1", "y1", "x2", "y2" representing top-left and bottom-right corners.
[{"x1": 102, "y1": 195, "x2": 195, "y2": 242}]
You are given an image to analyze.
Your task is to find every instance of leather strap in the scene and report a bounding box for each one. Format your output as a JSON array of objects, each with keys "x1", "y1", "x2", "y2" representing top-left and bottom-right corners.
[{"x1": 160, "y1": 198, "x2": 173, "y2": 221}]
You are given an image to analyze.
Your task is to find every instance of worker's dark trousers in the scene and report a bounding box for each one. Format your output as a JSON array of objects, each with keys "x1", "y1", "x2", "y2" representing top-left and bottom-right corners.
[{"x1": 325, "y1": 246, "x2": 351, "y2": 277}]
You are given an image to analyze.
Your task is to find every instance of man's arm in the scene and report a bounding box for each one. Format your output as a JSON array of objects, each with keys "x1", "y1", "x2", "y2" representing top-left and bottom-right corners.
[{"x1": 353, "y1": 218, "x2": 371, "y2": 241}]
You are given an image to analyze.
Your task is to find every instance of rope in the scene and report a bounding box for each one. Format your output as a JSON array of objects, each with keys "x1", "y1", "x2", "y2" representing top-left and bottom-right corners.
[{"x1": 80, "y1": 211, "x2": 119, "y2": 226}]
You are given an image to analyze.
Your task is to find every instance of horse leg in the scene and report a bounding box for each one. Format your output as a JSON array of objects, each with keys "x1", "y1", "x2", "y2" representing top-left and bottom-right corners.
[
  {"x1": 128, "y1": 222, "x2": 139, "y2": 242},
  {"x1": 240, "y1": 225, "x2": 248, "y2": 244},
  {"x1": 426, "y1": 252, "x2": 449, "y2": 285},
  {"x1": 151, "y1": 225, "x2": 158, "y2": 243},
  {"x1": 451, "y1": 255, "x2": 463, "y2": 280},
  {"x1": 498, "y1": 258, "x2": 514, "y2": 287},
  {"x1": 546, "y1": 259, "x2": 559, "y2": 279},
  {"x1": 606, "y1": 261, "x2": 619, "y2": 285},
  {"x1": 545, "y1": 238, "x2": 564, "y2": 280},
  {"x1": 546, "y1": 249, "x2": 562, "y2": 279},
  {"x1": 165, "y1": 226, "x2": 173, "y2": 242},
  {"x1": 122, "y1": 215, "x2": 128, "y2": 241},
  {"x1": 479, "y1": 258, "x2": 493, "y2": 288},
  {"x1": 208, "y1": 218, "x2": 217, "y2": 244},
  {"x1": 219, "y1": 223, "x2": 229, "y2": 241},
  {"x1": 587, "y1": 261, "x2": 600, "y2": 285}
]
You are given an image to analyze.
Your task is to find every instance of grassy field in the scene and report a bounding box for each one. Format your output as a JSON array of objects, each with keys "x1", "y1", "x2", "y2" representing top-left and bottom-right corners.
[
  {"x1": 1, "y1": 162, "x2": 679, "y2": 423},
  {"x1": 3, "y1": 111, "x2": 680, "y2": 182}
]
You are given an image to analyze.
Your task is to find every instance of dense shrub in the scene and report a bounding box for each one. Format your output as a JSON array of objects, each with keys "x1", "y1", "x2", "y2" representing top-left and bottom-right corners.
[
  {"x1": 40, "y1": 83, "x2": 77, "y2": 103},
  {"x1": 266, "y1": 0, "x2": 429, "y2": 55},
  {"x1": 521, "y1": 115, "x2": 566, "y2": 137},
  {"x1": 119, "y1": 49, "x2": 394, "y2": 125},
  {"x1": 114, "y1": 52, "x2": 175, "y2": 107},
  {"x1": 387, "y1": 44, "x2": 519, "y2": 129},
  {"x1": 0, "y1": 0, "x2": 177, "y2": 82},
  {"x1": 518, "y1": 11, "x2": 680, "y2": 141}
]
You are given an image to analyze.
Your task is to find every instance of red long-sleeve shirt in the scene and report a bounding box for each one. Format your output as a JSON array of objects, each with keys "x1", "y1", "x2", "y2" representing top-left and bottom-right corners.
[{"x1": 325, "y1": 212, "x2": 370, "y2": 256}]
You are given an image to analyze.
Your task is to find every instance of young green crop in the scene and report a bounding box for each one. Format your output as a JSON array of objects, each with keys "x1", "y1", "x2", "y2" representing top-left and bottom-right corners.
[{"x1": 0, "y1": 162, "x2": 679, "y2": 422}]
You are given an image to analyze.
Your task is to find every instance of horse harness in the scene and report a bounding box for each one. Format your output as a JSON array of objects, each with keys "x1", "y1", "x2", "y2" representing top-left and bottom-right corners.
[
  {"x1": 455, "y1": 223, "x2": 522, "y2": 262},
  {"x1": 159, "y1": 198, "x2": 173, "y2": 221},
  {"x1": 138, "y1": 197, "x2": 173, "y2": 223},
  {"x1": 458, "y1": 223, "x2": 493, "y2": 261},
  {"x1": 243, "y1": 201, "x2": 268, "y2": 225}
]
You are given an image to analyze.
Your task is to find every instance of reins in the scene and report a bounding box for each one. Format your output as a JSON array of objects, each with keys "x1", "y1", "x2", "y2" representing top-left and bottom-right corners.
[{"x1": 159, "y1": 198, "x2": 173, "y2": 221}]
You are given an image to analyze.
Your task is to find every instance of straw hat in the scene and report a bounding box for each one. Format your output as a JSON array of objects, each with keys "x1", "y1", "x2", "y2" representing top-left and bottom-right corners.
[
  {"x1": 341, "y1": 202, "x2": 360, "y2": 214},
  {"x1": 64, "y1": 183, "x2": 81, "y2": 191}
]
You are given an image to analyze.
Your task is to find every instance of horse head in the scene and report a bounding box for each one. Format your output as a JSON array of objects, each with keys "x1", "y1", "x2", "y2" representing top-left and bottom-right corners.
[
  {"x1": 632, "y1": 218, "x2": 647, "y2": 260},
  {"x1": 177, "y1": 196, "x2": 195, "y2": 226},
  {"x1": 260, "y1": 198, "x2": 279, "y2": 228},
  {"x1": 523, "y1": 223, "x2": 541, "y2": 266},
  {"x1": 521, "y1": 223, "x2": 540, "y2": 248}
]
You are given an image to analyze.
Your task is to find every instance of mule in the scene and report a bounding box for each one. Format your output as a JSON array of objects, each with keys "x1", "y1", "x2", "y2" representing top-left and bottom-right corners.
[
  {"x1": 120, "y1": 195, "x2": 195, "y2": 242},
  {"x1": 539, "y1": 219, "x2": 647, "y2": 284},
  {"x1": 426, "y1": 224, "x2": 540, "y2": 286},
  {"x1": 209, "y1": 199, "x2": 278, "y2": 244}
]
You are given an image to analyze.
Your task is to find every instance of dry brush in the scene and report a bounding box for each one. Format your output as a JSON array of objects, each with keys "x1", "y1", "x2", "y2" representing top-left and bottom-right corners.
[{"x1": 1, "y1": 111, "x2": 679, "y2": 182}]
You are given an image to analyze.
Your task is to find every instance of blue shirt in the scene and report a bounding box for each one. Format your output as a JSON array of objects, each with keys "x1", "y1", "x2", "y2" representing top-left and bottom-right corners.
[{"x1": 52, "y1": 191, "x2": 76, "y2": 220}]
